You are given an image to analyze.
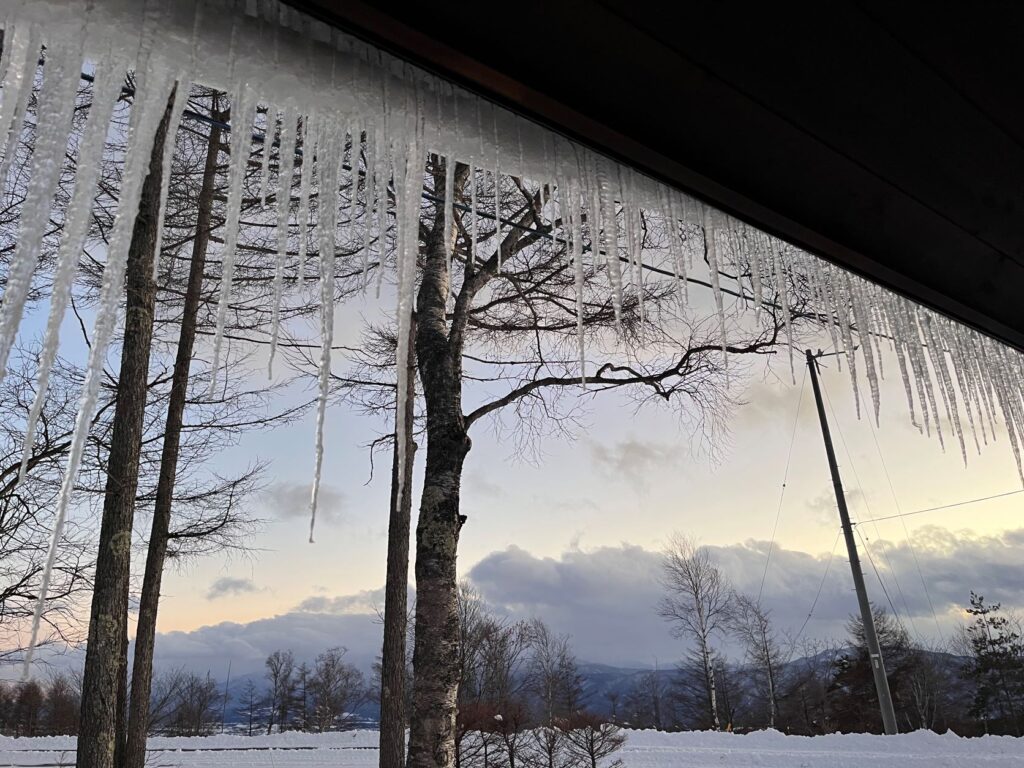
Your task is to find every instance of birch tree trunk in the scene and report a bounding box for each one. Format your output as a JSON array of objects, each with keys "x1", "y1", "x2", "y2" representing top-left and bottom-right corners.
[
  {"x1": 406, "y1": 167, "x2": 469, "y2": 768},
  {"x1": 76, "y1": 87, "x2": 176, "y2": 768},
  {"x1": 122, "y1": 101, "x2": 221, "y2": 768},
  {"x1": 379, "y1": 314, "x2": 417, "y2": 768}
]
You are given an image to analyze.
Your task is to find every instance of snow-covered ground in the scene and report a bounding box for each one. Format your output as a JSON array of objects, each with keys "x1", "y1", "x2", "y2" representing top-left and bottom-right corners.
[{"x1": 2, "y1": 729, "x2": 1022, "y2": 767}]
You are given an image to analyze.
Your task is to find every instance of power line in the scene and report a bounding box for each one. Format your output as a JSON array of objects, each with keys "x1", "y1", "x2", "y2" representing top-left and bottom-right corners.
[
  {"x1": 757, "y1": 365, "x2": 807, "y2": 604},
  {"x1": 859, "y1": 382, "x2": 945, "y2": 642},
  {"x1": 856, "y1": 489, "x2": 1024, "y2": 525},
  {"x1": 819, "y1": 373, "x2": 921, "y2": 643},
  {"x1": 791, "y1": 530, "x2": 843, "y2": 648}
]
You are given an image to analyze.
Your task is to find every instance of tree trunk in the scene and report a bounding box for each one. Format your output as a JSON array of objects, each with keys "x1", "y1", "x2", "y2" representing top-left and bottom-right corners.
[
  {"x1": 407, "y1": 166, "x2": 469, "y2": 768},
  {"x1": 76, "y1": 87, "x2": 176, "y2": 768},
  {"x1": 123, "y1": 101, "x2": 221, "y2": 768},
  {"x1": 701, "y1": 643, "x2": 721, "y2": 731},
  {"x1": 379, "y1": 315, "x2": 417, "y2": 768}
]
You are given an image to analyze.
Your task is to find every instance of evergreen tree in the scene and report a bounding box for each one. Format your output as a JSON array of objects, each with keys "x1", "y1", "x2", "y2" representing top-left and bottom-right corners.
[{"x1": 962, "y1": 592, "x2": 1024, "y2": 735}]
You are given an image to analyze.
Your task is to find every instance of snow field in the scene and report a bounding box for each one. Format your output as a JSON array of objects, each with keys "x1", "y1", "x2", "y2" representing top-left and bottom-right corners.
[{"x1": 2, "y1": 729, "x2": 1022, "y2": 767}]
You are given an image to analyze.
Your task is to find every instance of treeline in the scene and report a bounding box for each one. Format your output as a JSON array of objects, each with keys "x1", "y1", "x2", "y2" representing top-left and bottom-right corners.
[
  {"x1": 651, "y1": 536, "x2": 1024, "y2": 736},
  {"x1": 0, "y1": 672, "x2": 78, "y2": 736}
]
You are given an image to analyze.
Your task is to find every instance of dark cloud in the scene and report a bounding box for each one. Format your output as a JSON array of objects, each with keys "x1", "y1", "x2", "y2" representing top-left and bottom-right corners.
[
  {"x1": 467, "y1": 529, "x2": 1024, "y2": 663},
  {"x1": 263, "y1": 482, "x2": 345, "y2": 523},
  {"x1": 206, "y1": 577, "x2": 259, "y2": 600},
  {"x1": 468, "y1": 544, "x2": 672, "y2": 666},
  {"x1": 152, "y1": 612, "x2": 382, "y2": 677}
]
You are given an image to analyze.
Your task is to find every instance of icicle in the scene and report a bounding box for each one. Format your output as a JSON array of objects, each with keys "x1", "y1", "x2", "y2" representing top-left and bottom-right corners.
[
  {"x1": 0, "y1": 39, "x2": 80, "y2": 381},
  {"x1": 596, "y1": 157, "x2": 622, "y2": 327},
  {"x1": 207, "y1": 84, "x2": 257, "y2": 395},
  {"x1": 152, "y1": 76, "x2": 192, "y2": 282},
  {"x1": 847, "y1": 274, "x2": 880, "y2": 423},
  {"x1": 570, "y1": 191, "x2": 587, "y2": 384},
  {"x1": 258, "y1": 107, "x2": 274, "y2": 208},
  {"x1": 470, "y1": 165, "x2": 478, "y2": 265},
  {"x1": 0, "y1": 25, "x2": 40, "y2": 187},
  {"x1": 771, "y1": 244, "x2": 795, "y2": 383},
  {"x1": 372, "y1": 136, "x2": 390, "y2": 300},
  {"x1": 24, "y1": 62, "x2": 176, "y2": 678},
  {"x1": 267, "y1": 104, "x2": 298, "y2": 379},
  {"x1": 907, "y1": 304, "x2": 942, "y2": 446},
  {"x1": 883, "y1": 293, "x2": 920, "y2": 432},
  {"x1": 749, "y1": 226, "x2": 764, "y2": 318},
  {"x1": 360, "y1": 128, "x2": 374, "y2": 287},
  {"x1": 923, "y1": 313, "x2": 967, "y2": 464},
  {"x1": 701, "y1": 204, "x2": 728, "y2": 367},
  {"x1": 831, "y1": 266, "x2": 861, "y2": 418},
  {"x1": 308, "y1": 117, "x2": 341, "y2": 544},
  {"x1": 17, "y1": 61, "x2": 123, "y2": 484},
  {"x1": 444, "y1": 153, "x2": 455, "y2": 294},
  {"x1": 665, "y1": 190, "x2": 688, "y2": 312},
  {"x1": 295, "y1": 114, "x2": 314, "y2": 286},
  {"x1": 393, "y1": 102, "x2": 424, "y2": 504},
  {"x1": 493, "y1": 110, "x2": 502, "y2": 269},
  {"x1": 0, "y1": 21, "x2": 15, "y2": 86}
]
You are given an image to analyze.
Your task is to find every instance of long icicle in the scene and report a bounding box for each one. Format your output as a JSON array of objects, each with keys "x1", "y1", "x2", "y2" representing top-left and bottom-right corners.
[
  {"x1": 18, "y1": 59, "x2": 123, "y2": 484},
  {"x1": 258, "y1": 106, "x2": 274, "y2": 208},
  {"x1": 0, "y1": 38, "x2": 81, "y2": 380},
  {"x1": 207, "y1": 84, "x2": 257, "y2": 394},
  {"x1": 151, "y1": 76, "x2": 192, "y2": 282},
  {"x1": 267, "y1": 104, "x2": 298, "y2": 378},
  {"x1": 24, "y1": 64, "x2": 176, "y2": 678},
  {"x1": 0, "y1": 25, "x2": 40, "y2": 186},
  {"x1": 308, "y1": 117, "x2": 341, "y2": 543},
  {"x1": 295, "y1": 114, "x2": 314, "y2": 287}
]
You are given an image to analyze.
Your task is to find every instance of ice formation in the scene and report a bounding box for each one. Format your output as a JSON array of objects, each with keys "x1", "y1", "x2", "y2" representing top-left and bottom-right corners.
[{"x1": 1, "y1": 0, "x2": 1023, "y2": 674}]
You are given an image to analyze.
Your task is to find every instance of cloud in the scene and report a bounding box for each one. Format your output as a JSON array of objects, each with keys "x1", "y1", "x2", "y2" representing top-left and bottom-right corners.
[
  {"x1": 206, "y1": 577, "x2": 259, "y2": 600},
  {"x1": 468, "y1": 543, "x2": 671, "y2": 666},
  {"x1": 804, "y1": 487, "x2": 865, "y2": 528},
  {"x1": 464, "y1": 472, "x2": 506, "y2": 499},
  {"x1": 295, "y1": 586, "x2": 388, "y2": 615},
  {"x1": 589, "y1": 439, "x2": 678, "y2": 491},
  {"x1": 264, "y1": 482, "x2": 345, "y2": 523},
  {"x1": 467, "y1": 529, "x2": 1024, "y2": 663},
  {"x1": 19, "y1": 527, "x2": 1016, "y2": 683},
  {"x1": 151, "y1": 612, "x2": 382, "y2": 677}
]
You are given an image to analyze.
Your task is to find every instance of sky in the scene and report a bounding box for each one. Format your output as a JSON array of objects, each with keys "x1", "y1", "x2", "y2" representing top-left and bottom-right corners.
[{"x1": 127, "y1": 298, "x2": 1024, "y2": 678}]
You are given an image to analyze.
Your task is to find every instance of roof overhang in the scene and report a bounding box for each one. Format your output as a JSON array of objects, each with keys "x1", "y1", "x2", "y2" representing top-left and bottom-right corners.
[{"x1": 284, "y1": 0, "x2": 1024, "y2": 351}]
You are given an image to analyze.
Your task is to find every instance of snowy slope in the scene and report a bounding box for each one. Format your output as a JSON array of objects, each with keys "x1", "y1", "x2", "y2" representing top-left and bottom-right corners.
[{"x1": 2, "y1": 729, "x2": 1022, "y2": 767}]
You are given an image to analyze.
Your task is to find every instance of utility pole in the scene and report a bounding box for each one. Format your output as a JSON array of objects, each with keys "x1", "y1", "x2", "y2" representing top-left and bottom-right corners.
[{"x1": 805, "y1": 349, "x2": 898, "y2": 735}]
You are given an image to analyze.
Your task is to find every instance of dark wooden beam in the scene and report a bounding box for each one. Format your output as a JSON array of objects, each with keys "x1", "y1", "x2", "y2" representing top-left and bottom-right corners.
[{"x1": 283, "y1": 0, "x2": 1024, "y2": 351}]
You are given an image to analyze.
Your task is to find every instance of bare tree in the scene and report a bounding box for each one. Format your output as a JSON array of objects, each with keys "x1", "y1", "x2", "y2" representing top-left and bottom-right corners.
[
  {"x1": 622, "y1": 670, "x2": 668, "y2": 730},
  {"x1": 558, "y1": 714, "x2": 625, "y2": 768},
  {"x1": 323, "y1": 152, "x2": 814, "y2": 767},
  {"x1": 165, "y1": 671, "x2": 221, "y2": 737},
  {"x1": 309, "y1": 647, "x2": 366, "y2": 731},
  {"x1": 0, "y1": 352, "x2": 98, "y2": 662},
  {"x1": 729, "y1": 593, "x2": 783, "y2": 729},
  {"x1": 263, "y1": 649, "x2": 296, "y2": 735},
  {"x1": 658, "y1": 535, "x2": 733, "y2": 730}
]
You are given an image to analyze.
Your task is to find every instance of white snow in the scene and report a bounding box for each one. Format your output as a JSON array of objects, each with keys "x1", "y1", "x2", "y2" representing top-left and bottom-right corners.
[{"x1": 1, "y1": 729, "x2": 1022, "y2": 768}]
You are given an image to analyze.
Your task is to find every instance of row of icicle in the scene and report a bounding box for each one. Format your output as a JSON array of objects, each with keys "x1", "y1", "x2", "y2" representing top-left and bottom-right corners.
[{"x1": 0, "y1": 0, "x2": 1021, "y2": 677}]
